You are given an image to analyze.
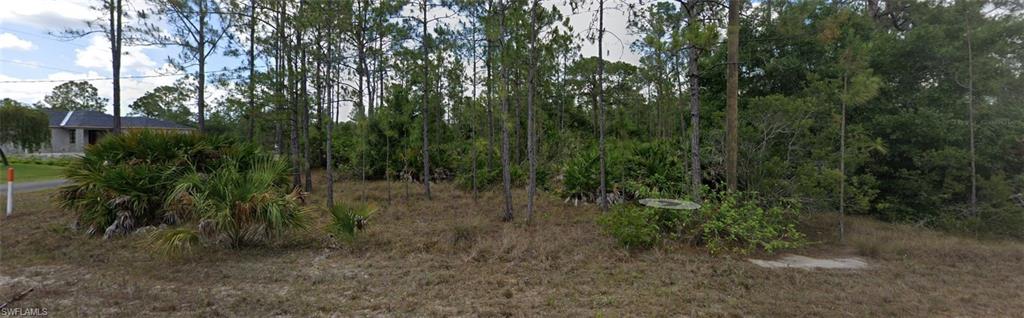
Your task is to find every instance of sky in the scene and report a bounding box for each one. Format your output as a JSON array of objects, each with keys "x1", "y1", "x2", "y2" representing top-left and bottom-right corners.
[{"x1": 0, "y1": 0, "x2": 642, "y2": 119}]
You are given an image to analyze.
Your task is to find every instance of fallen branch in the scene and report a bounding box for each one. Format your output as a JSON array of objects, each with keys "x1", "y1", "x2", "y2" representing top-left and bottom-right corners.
[{"x1": 0, "y1": 288, "x2": 34, "y2": 309}]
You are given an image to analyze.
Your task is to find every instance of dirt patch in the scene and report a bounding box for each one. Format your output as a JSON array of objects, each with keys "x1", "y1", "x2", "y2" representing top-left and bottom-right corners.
[{"x1": 749, "y1": 254, "x2": 869, "y2": 269}]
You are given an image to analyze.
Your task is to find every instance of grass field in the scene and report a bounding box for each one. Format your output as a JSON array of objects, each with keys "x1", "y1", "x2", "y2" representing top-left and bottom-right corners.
[
  {"x1": 2, "y1": 177, "x2": 1023, "y2": 316},
  {"x1": 5, "y1": 164, "x2": 65, "y2": 182}
]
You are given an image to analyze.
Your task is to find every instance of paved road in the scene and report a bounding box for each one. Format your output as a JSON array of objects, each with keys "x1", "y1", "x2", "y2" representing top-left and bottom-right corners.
[{"x1": 0, "y1": 179, "x2": 67, "y2": 193}]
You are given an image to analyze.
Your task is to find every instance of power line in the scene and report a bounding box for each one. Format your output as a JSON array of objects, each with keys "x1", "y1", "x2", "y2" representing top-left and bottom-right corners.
[
  {"x1": 0, "y1": 59, "x2": 83, "y2": 73},
  {"x1": 0, "y1": 26, "x2": 90, "y2": 49},
  {"x1": 0, "y1": 69, "x2": 240, "y2": 84}
]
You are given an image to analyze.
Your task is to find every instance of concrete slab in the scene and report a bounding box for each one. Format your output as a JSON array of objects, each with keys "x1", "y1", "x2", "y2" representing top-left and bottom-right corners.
[{"x1": 749, "y1": 254, "x2": 868, "y2": 270}]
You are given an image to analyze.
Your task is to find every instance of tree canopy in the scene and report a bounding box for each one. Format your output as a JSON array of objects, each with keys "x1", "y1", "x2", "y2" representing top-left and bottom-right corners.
[
  {"x1": 0, "y1": 98, "x2": 50, "y2": 152},
  {"x1": 43, "y1": 81, "x2": 108, "y2": 112}
]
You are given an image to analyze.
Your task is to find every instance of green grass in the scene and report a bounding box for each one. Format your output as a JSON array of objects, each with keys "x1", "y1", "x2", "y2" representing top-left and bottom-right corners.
[{"x1": 6, "y1": 163, "x2": 65, "y2": 182}]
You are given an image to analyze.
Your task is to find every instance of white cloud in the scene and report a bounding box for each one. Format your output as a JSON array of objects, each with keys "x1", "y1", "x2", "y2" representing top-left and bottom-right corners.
[
  {"x1": 75, "y1": 35, "x2": 159, "y2": 72},
  {"x1": 0, "y1": 33, "x2": 35, "y2": 50},
  {"x1": 0, "y1": 0, "x2": 95, "y2": 30}
]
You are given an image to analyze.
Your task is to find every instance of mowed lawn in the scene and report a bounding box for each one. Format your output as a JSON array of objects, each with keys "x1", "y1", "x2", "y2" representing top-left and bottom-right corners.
[
  {"x1": 6, "y1": 164, "x2": 65, "y2": 182},
  {"x1": 2, "y1": 178, "x2": 1023, "y2": 316}
]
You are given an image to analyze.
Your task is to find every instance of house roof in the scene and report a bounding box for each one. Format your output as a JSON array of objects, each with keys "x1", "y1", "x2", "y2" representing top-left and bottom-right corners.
[{"x1": 41, "y1": 109, "x2": 194, "y2": 130}]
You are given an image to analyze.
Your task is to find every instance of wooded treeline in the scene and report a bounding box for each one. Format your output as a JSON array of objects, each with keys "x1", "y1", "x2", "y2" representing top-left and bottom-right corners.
[{"x1": 10, "y1": 0, "x2": 1022, "y2": 235}]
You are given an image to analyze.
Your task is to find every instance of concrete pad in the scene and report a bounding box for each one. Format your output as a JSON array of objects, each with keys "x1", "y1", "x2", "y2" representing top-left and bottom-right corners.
[{"x1": 749, "y1": 254, "x2": 868, "y2": 270}]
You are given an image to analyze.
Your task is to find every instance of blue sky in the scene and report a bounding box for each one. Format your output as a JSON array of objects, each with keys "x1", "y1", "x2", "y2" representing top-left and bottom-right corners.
[
  {"x1": 0, "y1": 0, "x2": 242, "y2": 115},
  {"x1": 0, "y1": 0, "x2": 640, "y2": 118}
]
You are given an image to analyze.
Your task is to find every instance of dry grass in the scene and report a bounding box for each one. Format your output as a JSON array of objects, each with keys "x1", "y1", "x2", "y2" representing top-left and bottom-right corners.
[{"x1": 2, "y1": 177, "x2": 1024, "y2": 317}]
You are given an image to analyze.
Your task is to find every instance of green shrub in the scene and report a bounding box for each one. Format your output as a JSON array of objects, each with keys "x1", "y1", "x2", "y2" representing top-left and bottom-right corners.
[
  {"x1": 561, "y1": 147, "x2": 603, "y2": 201},
  {"x1": 9, "y1": 156, "x2": 74, "y2": 167},
  {"x1": 598, "y1": 205, "x2": 662, "y2": 249},
  {"x1": 57, "y1": 130, "x2": 294, "y2": 246},
  {"x1": 328, "y1": 202, "x2": 377, "y2": 241},
  {"x1": 561, "y1": 141, "x2": 684, "y2": 202},
  {"x1": 166, "y1": 155, "x2": 307, "y2": 246},
  {"x1": 622, "y1": 142, "x2": 685, "y2": 198},
  {"x1": 690, "y1": 191, "x2": 805, "y2": 254},
  {"x1": 598, "y1": 191, "x2": 805, "y2": 254}
]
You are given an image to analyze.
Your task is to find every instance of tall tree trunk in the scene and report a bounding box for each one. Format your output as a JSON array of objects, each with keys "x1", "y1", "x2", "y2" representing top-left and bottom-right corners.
[
  {"x1": 420, "y1": 0, "x2": 432, "y2": 200},
  {"x1": 247, "y1": 0, "x2": 257, "y2": 141},
  {"x1": 687, "y1": 3, "x2": 702, "y2": 203},
  {"x1": 110, "y1": 0, "x2": 122, "y2": 134},
  {"x1": 302, "y1": 44, "x2": 313, "y2": 193},
  {"x1": 513, "y1": 78, "x2": 521, "y2": 164},
  {"x1": 380, "y1": 37, "x2": 390, "y2": 205},
  {"x1": 526, "y1": 0, "x2": 538, "y2": 222},
  {"x1": 966, "y1": 11, "x2": 977, "y2": 217},
  {"x1": 358, "y1": 2, "x2": 368, "y2": 202},
  {"x1": 840, "y1": 72, "x2": 847, "y2": 241},
  {"x1": 290, "y1": 63, "x2": 301, "y2": 189},
  {"x1": 283, "y1": 1, "x2": 300, "y2": 189},
  {"x1": 360, "y1": 0, "x2": 372, "y2": 118},
  {"x1": 725, "y1": 0, "x2": 740, "y2": 191},
  {"x1": 197, "y1": 0, "x2": 207, "y2": 132},
  {"x1": 597, "y1": 0, "x2": 608, "y2": 211},
  {"x1": 485, "y1": 3, "x2": 493, "y2": 171},
  {"x1": 326, "y1": 53, "x2": 335, "y2": 209},
  {"x1": 471, "y1": 19, "x2": 479, "y2": 201},
  {"x1": 499, "y1": 1, "x2": 514, "y2": 222},
  {"x1": 274, "y1": 0, "x2": 284, "y2": 155}
]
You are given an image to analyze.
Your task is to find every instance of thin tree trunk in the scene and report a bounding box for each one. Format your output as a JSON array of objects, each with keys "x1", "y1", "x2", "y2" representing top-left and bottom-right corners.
[
  {"x1": 597, "y1": 0, "x2": 608, "y2": 211},
  {"x1": 284, "y1": 2, "x2": 300, "y2": 189},
  {"x1": 197, "y1": 0, "x2": 207, "y2": 132},
  {"x1": 111, "y1": 0, "x2": 122, "y2": 134},
  {"x1": 381, "y1": 38, "x2": 391, "y2": 205},
  {"x1": 247, "y1": 0, "x2": 256, "y2": 141},
  {"x1": 840, "y1": 72, "x2": 847, "y2": 241},
  {"x1": 966, "y1": 11, "x2": 977, "y2": 217},
  {"x1": 326, "y1": 57, "x2": 335, "y2": 209},
  {"x1": 499, "y1": 1, "x2": 514, "y2": 222},
  {"x1": 421, "y1": 0, "x2": 432, "y2": 200},
  {"x1": 386, "y1": 136, "x2": 392, "y2": 204},
  {"x1": 725, "y1": 0, "x2": 740, "y2": 191},
  {"x1": 526, "y1": 0, "x2": 538, "y2": 222},
  {"x1": 471, "y1": 19, "x2": 479, "y2": 201},
  {"x1": 487, "y1": 0, "x2": 495, "y2": 172},
  {"x1": 302, "y1": 45, "x2": 313, "y2": 193},
  {"x1": 687, "y1": 3, "x2": 702, "y2": 203},
  {"x1": 274, "y1": 0, "x2": 284, "y2": 156}
]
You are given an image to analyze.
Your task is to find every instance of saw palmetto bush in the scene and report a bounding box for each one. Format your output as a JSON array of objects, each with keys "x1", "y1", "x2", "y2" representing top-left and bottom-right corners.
[
  {"x1": 164, "y1": 155, "x2": 307, "y2": 246},
  {"x1": 59, "y1": 161, "x2": 177, "y2": 236},
  {"x1": 55, "y1": 130, "x2": 280, "y2": 243},
  {"x1": 328, "y1": 202, "x2": 377, "y2": 242},
  {"x1": 560, "y1": 141, "x2": 679, "y2": 203},
  {"x1": 57, "y1": 130, "x2": 197, "y2": 236}
]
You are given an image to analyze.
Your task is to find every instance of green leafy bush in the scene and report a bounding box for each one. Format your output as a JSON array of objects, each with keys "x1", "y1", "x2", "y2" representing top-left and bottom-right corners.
[
  {"x1": 598, "y1": 205, "x2": 661, "y2": 249},
  {"x1": 57, "y1": 130, "x2": 301, "y2": 247},
  {"x1": 9, "y1": 156, "x2": 75, "y2": 167},
  {"x1": 561, "y1": 145, "x2": 629, "y2": 201},
  {"x1": 688, "y1": 191, "x2": 805, "y2": 254},
  {"x1": 165, "y1": 155, "x2": 307, "y2": 246},
  {"x1": 561, "y1": 141, "x2": 682, "y2": 202},
  {"x1": 622, "y1": 142, "x2": 684, "y2": 198},
  {"x1": 328, "y1": 202, "x2": 377, "y2": 241},
  {"x1": 599, "y1": 191, "x2": 804, "y2": 254}
]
